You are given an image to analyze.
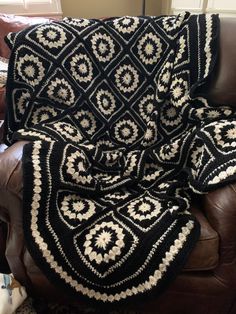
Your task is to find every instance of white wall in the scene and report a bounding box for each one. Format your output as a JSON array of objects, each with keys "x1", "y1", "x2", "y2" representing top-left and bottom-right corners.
[
  {"x1": 171, "y1": 0, "x2": 236, "y2": 16},
  {"x1": 61, "y1": 0, "x2": 162, "y2": 19},
  {"x1": 208, "y1": 0, "x2": 236, "y2": 9}
]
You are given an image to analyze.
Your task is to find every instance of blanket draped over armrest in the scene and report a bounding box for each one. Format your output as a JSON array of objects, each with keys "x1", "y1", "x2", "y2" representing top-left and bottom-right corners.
[{"x1": 3, "y1": 12, "x2": 236, "y2": 304}]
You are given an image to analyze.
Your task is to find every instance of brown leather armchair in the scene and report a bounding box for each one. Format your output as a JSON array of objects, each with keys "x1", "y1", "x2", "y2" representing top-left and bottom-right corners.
[
  {"x1": 0, "y1": 18, "x2": 236, "y2": 314},
  {"x1": 0, "y1": 87, "x2": 6, "y2": 141}
]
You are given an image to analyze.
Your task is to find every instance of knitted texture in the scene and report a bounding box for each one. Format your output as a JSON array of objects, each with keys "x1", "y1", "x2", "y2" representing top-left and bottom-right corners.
[{"x1": 4, "y1": 12, "x2": 236, "y2": 304}]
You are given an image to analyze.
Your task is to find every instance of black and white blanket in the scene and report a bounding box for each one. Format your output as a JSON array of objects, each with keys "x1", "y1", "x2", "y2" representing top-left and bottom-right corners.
[{"x1": 4, "y1": 12, "x2": 236, "y2": 304}]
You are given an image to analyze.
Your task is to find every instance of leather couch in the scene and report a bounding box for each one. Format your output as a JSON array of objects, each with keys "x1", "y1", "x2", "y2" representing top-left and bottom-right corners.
[
  {"x1": 0, "y1": 87, "x2": 6, "y2": 141},
  {"x1": 0, "y1": 18, "x2": 236, "y2": 314}
]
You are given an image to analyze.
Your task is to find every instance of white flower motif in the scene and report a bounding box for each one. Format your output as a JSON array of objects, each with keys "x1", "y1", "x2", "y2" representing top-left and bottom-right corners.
[
  {"x1": 63, "y1": 17, "x2": 90, "y2": 28},
  {"x1": 207, "y1": 110, "x2": 220, "y2": 119},
  {"x1": 161, "y1": 102, "x2": 182, "y2": 127},
  {"x1": 75, "y1": 110, "x2": 97, "y2": 135},
  {"x1": 162, "y1": 68, "x2": 171, "y2": 84},
  {"x1": 172, "y1": 86, "x2": 182, "y2": 98},
  {"x1": 54, "y1": 122, "x2": 83, "y2": 142},
  {"x1": 95, "y1": 231, "x2": 112, "y2": 250},
  {"x1": 137, "y1": 33, "x2": 162, "y2": 65},
  {"x1": 191, "y1": 146, "x2": 203, "y2": 168},
  {"x1": 32, "y1": 106, "x2": 57, "y2": 125},
  {"x1": 47, "y1": 30, "x2": 57, "y2": 40},
  {"x1": 145, "y1": 129, "x2": 153, "y2": 140},
  {"x1": 157, "y1": 60, "x2": 173, "y2": 99},
  {"x1": 15, "y1": 91, "x2": 30, "y2": 115},
  {"x1": 128, "y1": 196, "x2": 161, "y2": 221},
  {"x1": 113, "y1": 16, "x2": 139, "y2": 34},
  {"x1": 91, "y1": 33, "x2": 115, "y2": 62},
  {"x1": 212, "y1": 121, "x2": 236, "y2": 148},
  {"x1": 83, "y1": 221, "x2": 125, "y2": 264},
  {"x1": 139, "y1": 94, "x2": 155, "y2": 122},
  {"x1": 162, "y1": 12, "x2": 185, "y2": 32},
  {"x1": 47, "y1": 77, "x2": 75, "y2": 106},
  {"x1": 66, "y1": 150, "x2": 93, "y2": 185},
  {"x1": 170, "y1": 77, "x2": 188, "y2": 107},
  {"x1": 36, "y1": 25, "x2": 67, "y2": 49},
  {"x1": 114, "y1": 119, "x2": 139, "y2": 144},
  {"x1": 115, "y1": 64, "x2": 139, "y2": 93},
  {"x1": 167, "y1": 107, "x2": 176, "y2": 118},
  {"x1": 24, "y1": 65, "x2": 35, "y2": 77},
  {"x1": 61, "y1": 194, "x2": 96, "y2": 221},
  {"x1": 145, "y1": 43, "x2": 154, "y2": 55},
  {"x1": 159, "y1": 140, "x2": 180, "y2": 161},
  {"x1": 96, "y1": 89, "x2": 116, "y2": 116},
  {"x1": 226, "y1": 127, "x2": 236, "y2": 140},
  {"x1": 142, "y1": 122, "x2": 158, "y2": 147},
  {"x1": 70, "y1": 54, "x2": 93, "y2": 83},
  {"x1": 17, "y1": 54, "x2": 45, "y2": 86}
]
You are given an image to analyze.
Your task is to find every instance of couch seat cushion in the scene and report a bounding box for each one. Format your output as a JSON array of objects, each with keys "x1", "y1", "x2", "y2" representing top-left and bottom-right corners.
[{"x1": 183, "y1": 205, "x2": 219, "y2": 271}]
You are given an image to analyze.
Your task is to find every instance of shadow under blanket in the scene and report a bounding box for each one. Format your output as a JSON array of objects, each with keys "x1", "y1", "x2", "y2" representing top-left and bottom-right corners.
[{"x1": 4, "y1": 12, "x2": 236, "y2": 305}]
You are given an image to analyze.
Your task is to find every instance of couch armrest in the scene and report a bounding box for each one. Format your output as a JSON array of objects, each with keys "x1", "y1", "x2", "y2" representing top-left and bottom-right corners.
[
  {"x1": 203, "y1": 184, "x2": 236, "y2": 286},
  {"x1": 0, "y1": 140, "x2": 26, "y2": 223},
  {"x1": 0, "y1": 141, "x2": 28, "y2": 197},
  {"x1": 0, "y1": 140, "x2": 33, "y2": 286}
]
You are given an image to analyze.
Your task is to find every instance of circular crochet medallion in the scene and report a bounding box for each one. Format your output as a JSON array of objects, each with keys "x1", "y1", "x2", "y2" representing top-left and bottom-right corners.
[
  {"x1": 96, "y1": 89, "x2": 116, "y2": 116},
  {"x1": 127, "y1": 195, "x2": 161, "y2": 221},
  {"x1": 115, "y1": 64, "x2": 139, "y2": 93},
  {"x1": 63, "y1": 17, "x2": 91, "y2": 28},
  {"x1": 36, "y1": 25, "x2": 67, "y2": 49},
  {"x1": 54, "y1": 122, "x2": 83, "y2": 142},
  {"x1": 137, "y1": 32, "x2": 162, "y2": 65},
  {"x1": 161, "y1": 101, "x2": 182, "y2": 127},
  {"x1": 32, "y1": 106, "x2": 57, "y2": 125},
  {"x1": 17, "y1": 54, "x2": 45, "y2": 86},
  {"x1": 70, "y1": 53, "x2": 93, "y2": 83},
  {"x1": 75, "y1": 110, "x2": 97, "y2": 135},
  {"x1": 61, "y1": 194, "x2": 96, "y2": 222},
  {"x1": 65, "y1": 149, "x2": 93, "y2": 186},
  {"x1": 113, "y1": 16, "x2": 139, "y2": 34},
  {"x1": 47, "y1": 77, "x2": 75, "y2": 106},
  {"x1": 138, "y1": 94, "x2": 155, "y2": 122},
  {"x1": 114, "y1": 119, "x2": 139, "y2": 144},
  {"x1": 83, "y1": 221, "x2": 125, "y2": 265},
  {"x1": 91, "y1": 32, "x2": 115, "y2": 63},
  {"x1": 142, "y1": 122, "x2": 158, "y2": 147}
]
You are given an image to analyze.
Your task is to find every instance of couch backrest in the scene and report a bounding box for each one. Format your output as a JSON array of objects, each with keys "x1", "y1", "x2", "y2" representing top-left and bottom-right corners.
[
  {"x1": 206, "y1": 18, "x2": 236, "y2": 106},
  {"x1": 0, "y1": 14, "x2": 52, "y2": 59}
]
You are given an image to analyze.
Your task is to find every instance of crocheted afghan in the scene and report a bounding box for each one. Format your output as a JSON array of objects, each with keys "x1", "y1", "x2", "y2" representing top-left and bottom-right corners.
[{"x1": 4, "y1": 12, "x2": 236, "y2": 304}]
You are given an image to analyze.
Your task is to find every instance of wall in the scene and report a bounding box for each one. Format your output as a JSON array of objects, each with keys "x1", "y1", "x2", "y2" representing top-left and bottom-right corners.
[
  {"x1": 171, "y1": 0, "x2": 236, "y2": 16},
  {"x1": 61, "y1": 0, "x2": 162, "y2": 19}
]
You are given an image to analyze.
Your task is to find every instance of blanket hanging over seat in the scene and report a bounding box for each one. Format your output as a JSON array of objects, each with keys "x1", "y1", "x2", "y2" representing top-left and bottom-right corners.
[{"x1": 4, "y1": 12, "x2": 236, "y2": 304}]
